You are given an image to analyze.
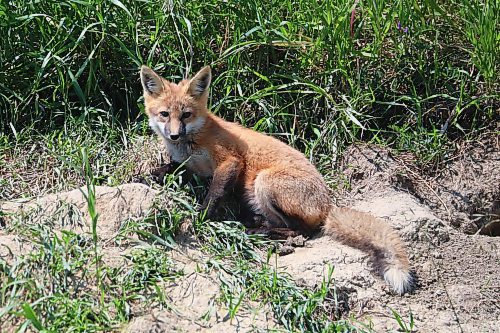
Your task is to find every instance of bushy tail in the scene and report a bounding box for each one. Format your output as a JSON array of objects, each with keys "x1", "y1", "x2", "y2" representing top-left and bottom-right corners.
[{"x1": 323, "y1": 206, "x2": 414, "y2": 295}]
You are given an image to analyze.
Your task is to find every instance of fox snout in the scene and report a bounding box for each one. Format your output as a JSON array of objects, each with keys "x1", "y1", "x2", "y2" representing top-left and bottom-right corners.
[{"x1": 164, "y1": 119, "x2": 186, "y2": 141}]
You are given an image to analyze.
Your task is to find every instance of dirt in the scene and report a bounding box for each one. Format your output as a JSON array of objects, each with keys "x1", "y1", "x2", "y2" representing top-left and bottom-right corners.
[
  {"x1": 325, "y1": 142, "x2": 500, "y2": 332},
  {"x1": 0, "y1": 183, "x2": 275, "y2": 333},
  {"x1": 1, "y1": 184, "x2": 156, "y2": 264},
  {"x1": 280, "y1": 189, "x2": 499, "y2": 332},
  {"x1": 338, "y1": 140, "x2": 500, "y2": 235},
  {"x1": 0, "y1": 183, "x2": 158, "y2": 239},
  {"x1": 1, "y1": 143, "x2": 499, "y2": 332},
  {"x1": 123, "y1": 237, "x2": 276, "y2": 333}
]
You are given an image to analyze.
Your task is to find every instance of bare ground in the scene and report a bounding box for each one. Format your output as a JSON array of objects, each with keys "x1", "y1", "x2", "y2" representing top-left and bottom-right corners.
[
  {"x1": 1, "y1": 142, "x2": 499, "y2": 332},
  {"x1": 0, "y1": 184, "x2": 275, "y2": 333},
  {"x1": 280, "y1": 190, "x2": 499, "y2": 332}
]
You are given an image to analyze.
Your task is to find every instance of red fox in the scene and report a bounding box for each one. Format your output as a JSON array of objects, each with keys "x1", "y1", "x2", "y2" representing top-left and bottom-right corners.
[{"x1": 140, "y1": 65, "x2": 414, "y2": 295}]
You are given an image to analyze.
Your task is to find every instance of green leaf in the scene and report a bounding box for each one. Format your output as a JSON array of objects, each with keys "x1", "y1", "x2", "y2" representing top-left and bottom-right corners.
[
  {"x1": 21, "y1": 303, "x2": 45, "y2": 331},
  {"x1": 68, "y1": 69, "x2": 86, "y2": 106},
  {"x1": 110, "y1": 0, "x2": 133, "y2": 18}
]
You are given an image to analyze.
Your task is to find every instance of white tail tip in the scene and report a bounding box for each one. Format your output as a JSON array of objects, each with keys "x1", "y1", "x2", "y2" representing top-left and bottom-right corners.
[{"x1": 384, "y1": 267, "x2": 414, "y2": 295}]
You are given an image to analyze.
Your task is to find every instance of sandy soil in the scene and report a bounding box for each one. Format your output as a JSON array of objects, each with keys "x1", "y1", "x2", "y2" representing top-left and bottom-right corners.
[
  {"x1": 1, "y1": 143, "x2": 498, "y2": 333},
  {"x1": 0, "y1": 184, "x2": 275, "y2": 333}
]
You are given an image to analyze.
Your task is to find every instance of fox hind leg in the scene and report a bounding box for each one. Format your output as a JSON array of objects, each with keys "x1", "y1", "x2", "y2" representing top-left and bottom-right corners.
[{"x1": 248, "y1": 168, "x2": 330, "y2": 236}]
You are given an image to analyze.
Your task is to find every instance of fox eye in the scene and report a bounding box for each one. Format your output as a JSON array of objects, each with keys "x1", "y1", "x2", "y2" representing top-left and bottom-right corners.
[
  {"x1": 159, "y1": 111, "x2": 169, "y2": 118},
  {"x1": 182, "y1": 112, "x2": 192, "y2": 119}
]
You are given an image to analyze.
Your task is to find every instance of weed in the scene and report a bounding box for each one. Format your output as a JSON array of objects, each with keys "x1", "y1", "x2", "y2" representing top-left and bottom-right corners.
[{"x1": 390, "y1": 307, "x2": 415, "y2": 332}]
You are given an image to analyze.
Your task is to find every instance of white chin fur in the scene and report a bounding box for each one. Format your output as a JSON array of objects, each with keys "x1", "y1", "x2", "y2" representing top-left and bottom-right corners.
[{"x1": 384, "y1": 267, "x2": 413, "y2": 295}]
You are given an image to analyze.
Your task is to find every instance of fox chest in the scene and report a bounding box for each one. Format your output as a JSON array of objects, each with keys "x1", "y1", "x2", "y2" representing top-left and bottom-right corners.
[{"x1": 166, "y1": 141, "x2": 215, "y2": 178}]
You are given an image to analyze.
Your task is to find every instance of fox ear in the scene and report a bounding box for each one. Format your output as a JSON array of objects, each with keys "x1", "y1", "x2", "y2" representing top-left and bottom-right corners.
[
  {"x1": 140, "y1": 66, "x2": 164, "y2": 95},
  {"x1": 187, "y1": 66, "x2": 211, "y2": 99}
]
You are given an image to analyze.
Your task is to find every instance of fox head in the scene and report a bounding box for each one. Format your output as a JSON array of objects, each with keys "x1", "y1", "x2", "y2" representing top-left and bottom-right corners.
[{"x1": 140, "y1": 66, "x2": 211, "y2": 142}]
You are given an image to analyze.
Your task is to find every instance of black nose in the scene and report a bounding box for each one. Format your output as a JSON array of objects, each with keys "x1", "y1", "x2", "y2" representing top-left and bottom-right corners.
[{"x1": 170, "y1": 134, "x2": 180, "y2": 141}]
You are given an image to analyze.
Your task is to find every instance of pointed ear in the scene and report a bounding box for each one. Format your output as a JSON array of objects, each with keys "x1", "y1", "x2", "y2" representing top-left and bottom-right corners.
[
  {"x1": 187, "y1": 66, "x2": 212, "y2": 99},
  {"x1": 140, "y1": 66, "x2": 164, "y2": 95}
]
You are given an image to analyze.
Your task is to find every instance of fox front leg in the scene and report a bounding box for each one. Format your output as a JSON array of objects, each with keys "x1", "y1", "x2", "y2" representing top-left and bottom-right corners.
[
  {"x1": 199, "y1": 157, "x2": 243, "y2": 219},
  {"x1": 149, "y1": 160, "x2": 185, "y2": 185}
]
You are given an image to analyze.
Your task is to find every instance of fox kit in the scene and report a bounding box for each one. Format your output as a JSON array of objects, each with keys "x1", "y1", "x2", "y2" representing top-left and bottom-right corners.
[{"x1": 140, "y1": 65, "x2": 414, "y2": 295}]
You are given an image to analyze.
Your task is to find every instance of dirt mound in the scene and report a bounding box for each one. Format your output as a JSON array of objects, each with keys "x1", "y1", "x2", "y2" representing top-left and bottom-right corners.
[
  {"x1": 339, "y1": 141, "x2": 500, "y2": 235},
  {"x1": 279, "y1": 187, "x2": 499, "y2": 332},
  {"x1": 304, "y1": 142, "x2": 499, "y2": 332},
  {"x1": 0, "y1": 184, "x2": 274, "y2": 333},
  {"x1": 431, "y1": 136, "x2": 500, "y2": 234},
  {"x1": 1, "y1": 184, "x2": 159, "y2": 263},
  {"x1": 1, "y1": 183, "x2": 158, "y2": 240}
]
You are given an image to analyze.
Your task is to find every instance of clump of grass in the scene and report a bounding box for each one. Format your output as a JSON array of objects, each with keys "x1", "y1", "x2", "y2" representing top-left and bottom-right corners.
[
  {"x1": 460, "y1": 0, "x2": 499, "y2": 87},
  {"x1": 0, "y1": 120, "x2": 162, "y2": 200},
  {"x1": 111, "y1": 246, "x2": 183, "y2": 296},
  {"x1": 194, "y1": 219, "x2": 360, "y2": 332},
  {"x1": 0, "y1": 227, "x2": 121, "y2": 331},
  {"x1": 0, "y1": 201, "x2": 187, "y2": 331}
]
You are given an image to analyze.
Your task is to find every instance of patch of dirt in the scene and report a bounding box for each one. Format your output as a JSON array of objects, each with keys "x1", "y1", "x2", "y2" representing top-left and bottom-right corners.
[
  {"x1": 338, "y1": 139, "x2": 500, "y2": 235},
  {"x1": 0, "y1": 232, "x2": 34, "y2": 263},
  {"x1": 429, "y1": 136, "x2": 500, "y2": 235},
  {"x1": 1, "y1": 183, "x2": 158, "y2": 241},
  {"x1": 1, "y1": 184, "x2": 159, "y2": 264},
  {"x1": 123, "y1": 236, "x2": 276, "y2": 333},
  {"x1": 306, "y1": 141, "x2": 499, "y2": 331},
  {"x1": 280, "y1": 188, "x2": 499, "y2": 332},
  {"x1": 0, "y1": 184, "x2": 274, "y2": 333}
]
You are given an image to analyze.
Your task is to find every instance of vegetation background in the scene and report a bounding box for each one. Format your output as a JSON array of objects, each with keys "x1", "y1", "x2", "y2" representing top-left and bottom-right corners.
[{"x1": 0, "y1": 0, "x2": 498, "y2": 331}]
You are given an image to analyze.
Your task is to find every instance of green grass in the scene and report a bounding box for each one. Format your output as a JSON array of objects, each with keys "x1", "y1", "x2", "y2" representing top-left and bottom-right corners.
[
  {"x1": 0, "y1": 171, "x2": 189, "y2": 331},
  {"x1": 0, "y1": 221, "x2": 183, "y2": 331},
  {"x1": 0, "y1": 0, "x2": 499, "y2": 331},
  {"x1": 1, "y1": 0, "x2": 498, "y2": 145},
  {"x1": 194, "y1": 219, "x2": 357, "y2": 332}
]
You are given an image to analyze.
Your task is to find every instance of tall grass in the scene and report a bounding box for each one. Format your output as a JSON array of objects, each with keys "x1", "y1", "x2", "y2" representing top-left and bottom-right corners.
[{"x1": 0, "y1": 0, "x2": 498, "y2": 160}]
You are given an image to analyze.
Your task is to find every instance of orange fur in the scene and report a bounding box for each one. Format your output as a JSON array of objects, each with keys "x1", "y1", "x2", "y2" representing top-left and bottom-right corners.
[{"x1": 140, "y1": 65, "x2": 414, "y2": 295}]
